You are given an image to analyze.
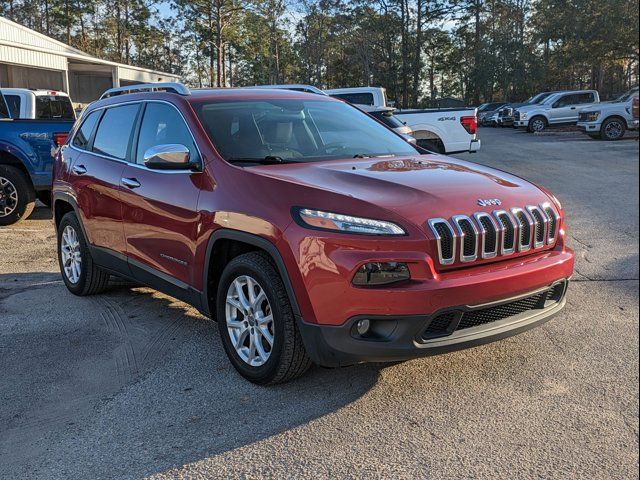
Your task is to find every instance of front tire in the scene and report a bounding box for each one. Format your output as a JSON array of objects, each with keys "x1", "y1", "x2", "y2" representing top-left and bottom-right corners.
[
  {"x1": 216, "y1": 252, "x2": 312, "y2": 385},
  {"x1": 0, "y1": 165, "x2": 36, "y2": 226},
  {"x1": 601, "y1": 117, "x2": 626, "y2": 141},
  {"x1": 528, "y1": 116, "x2": 547, "y2": 133},
  {"x1": 57, "y1": 212, "x2": 110, "y2": 295}
]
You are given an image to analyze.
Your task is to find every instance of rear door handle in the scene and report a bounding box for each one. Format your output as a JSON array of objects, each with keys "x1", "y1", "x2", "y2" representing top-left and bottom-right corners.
[
  {"x1": 121, "y1": 177, "x2": 141, "y2": 189},
  {"x1": 72, "y1": 165, "x2": 87, "y2": 175}
]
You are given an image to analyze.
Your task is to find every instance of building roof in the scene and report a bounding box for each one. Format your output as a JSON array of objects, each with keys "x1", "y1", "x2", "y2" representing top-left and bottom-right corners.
[{"x1": 0, "y1": 16, "x2": 178, "y2": 80}]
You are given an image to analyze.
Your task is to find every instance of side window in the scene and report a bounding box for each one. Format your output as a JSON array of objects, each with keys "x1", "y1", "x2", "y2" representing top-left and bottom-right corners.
[
  {"x1": 92, "y1": 104, "x2": 140, "y2": 160},
  {"x1": 553, "y1": 95, "x2": 573, "y2": 108},
  {"x1": 577, "y1": 93, "x2": 595, "y2": 104},
  {"x1": 135, "y1": 103, "x2": 198, "y2": 165},
  {"x1": 72, "y1": 110, "x2": 101, "y2": 150},
  {"x1": 5, "y1": 95, "x2": 21, "y2": 118},
  {"x1": 332, "y1": 93, "x2": 375, "y2": 106}
]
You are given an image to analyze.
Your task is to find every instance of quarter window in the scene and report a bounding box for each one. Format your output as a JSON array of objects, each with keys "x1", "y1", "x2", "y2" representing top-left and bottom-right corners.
[
  {"x1": 92, "y1": 104, "x2": 140, "y2": 160},
  {"x1": 135, "y1": 103, "x2": 197, "y2": 165},
  {"x1": 72, "y1": 110, "x2": 101, "y2": 150}
]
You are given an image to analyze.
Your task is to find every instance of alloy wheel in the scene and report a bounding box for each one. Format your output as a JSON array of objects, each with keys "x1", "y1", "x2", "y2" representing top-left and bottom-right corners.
[
  {"x1": 531, "y1": 119, "x2": 545, "y2": 132},
  {"x1": 61, "y1": 225, "x2": 82, "y2": 284},
  {"x1": 225, "y1": 275, "x2": 275, "y2": 367},
  {"x1": 0, "y1": 176, "x2": 18, "y2": 217},
  {"x1": 605, "y1": 121, "x2": 624, "y2": 139}
]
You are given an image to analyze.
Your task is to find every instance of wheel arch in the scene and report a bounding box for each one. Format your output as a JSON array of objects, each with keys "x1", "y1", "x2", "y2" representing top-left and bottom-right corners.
[
  {"x1": 203, "y1": 229, "x2": 303, "y2": 321},
  {"x1": 0, "y1": 149, "x2": 33, "y2": 188}
]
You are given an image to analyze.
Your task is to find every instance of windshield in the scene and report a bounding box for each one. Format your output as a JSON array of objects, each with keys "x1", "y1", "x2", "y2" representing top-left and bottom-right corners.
[
  {"x1": 614, "y1": 88, "x2": 639, "y2": 102},
  {"x1": 194, "y1": 99, "x2": 419, "y2": 164}
]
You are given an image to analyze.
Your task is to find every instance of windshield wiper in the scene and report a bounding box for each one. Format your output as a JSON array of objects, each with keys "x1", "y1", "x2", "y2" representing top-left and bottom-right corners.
[{"x1": 227, "y1": 156, "x2": 298, "y2": 165}]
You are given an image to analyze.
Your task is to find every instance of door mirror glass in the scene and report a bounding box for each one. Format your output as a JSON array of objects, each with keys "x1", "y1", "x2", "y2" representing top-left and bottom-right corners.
[{"x1": 143, "y1": 144, "x2": 192, "y2": 170}]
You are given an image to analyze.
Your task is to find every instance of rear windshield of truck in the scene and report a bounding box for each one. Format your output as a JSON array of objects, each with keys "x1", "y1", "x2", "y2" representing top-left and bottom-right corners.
[
  {"x1": 194, "y1": 99, "x2": 418, "y2": 164},
  {"x1": 35, "y1": 95, "x2": 75, "y2": 120}
]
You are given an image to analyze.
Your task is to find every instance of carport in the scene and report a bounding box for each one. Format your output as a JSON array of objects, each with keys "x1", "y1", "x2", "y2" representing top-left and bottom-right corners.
[{"x1": 0, "y1": 17, "x2": 179, "y2": 106}]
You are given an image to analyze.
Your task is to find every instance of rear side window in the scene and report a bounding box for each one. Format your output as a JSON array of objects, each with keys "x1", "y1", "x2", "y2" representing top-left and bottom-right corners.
[
  {"x1": 35, "y1": 95, "x2": 75, "y2": 120},
  {"x1": 5, "y1": 95, "x2": 21, "y2": 118},
  {"x1": 331, "y1": 93, "x2": 375, "y2": 106},
  {"x1": 135, "y1": 103, "x2": 198, "y2": 165},
  {"x1": 93, "y1": 104, "x2": 140, "y2": 160},
  {"x1": 72, "y1": 110, "x2": 101, "y2": 150},
  {"x1": 575, "y1": 93, "x2": 595, "y2": 104}
]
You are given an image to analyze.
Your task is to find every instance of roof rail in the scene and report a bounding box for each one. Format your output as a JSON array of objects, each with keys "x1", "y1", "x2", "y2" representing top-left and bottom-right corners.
[{"x1": 100, "y1": 82, "x2": 191, "y2": 100}]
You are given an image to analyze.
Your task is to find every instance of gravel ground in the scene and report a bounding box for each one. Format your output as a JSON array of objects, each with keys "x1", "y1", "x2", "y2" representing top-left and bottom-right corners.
[{"x1": 0, "y1": 127, "x2": 638, "y2": 479}]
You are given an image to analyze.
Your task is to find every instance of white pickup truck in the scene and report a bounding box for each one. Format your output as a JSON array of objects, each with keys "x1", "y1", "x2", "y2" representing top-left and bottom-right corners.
[
  {"x1": 325, "y1": 87, "x2": 480, "y2": 154},
  {"x1": 576, "y1": 87, "x2": 639, "y2": 140}
]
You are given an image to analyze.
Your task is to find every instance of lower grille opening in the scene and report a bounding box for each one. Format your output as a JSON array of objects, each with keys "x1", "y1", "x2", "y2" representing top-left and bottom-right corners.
[{"x1": 421, "y1": 282, "x2": 566, "y2": 341}]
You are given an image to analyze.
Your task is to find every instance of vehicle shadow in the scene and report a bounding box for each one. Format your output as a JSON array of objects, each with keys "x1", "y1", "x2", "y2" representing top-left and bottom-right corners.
[
  {"x1": 0, "y1": 272, "x2": 381, "y2": 479},
  {"x1": 29, "y1": 204, "x2": 53, "y2": 220}
]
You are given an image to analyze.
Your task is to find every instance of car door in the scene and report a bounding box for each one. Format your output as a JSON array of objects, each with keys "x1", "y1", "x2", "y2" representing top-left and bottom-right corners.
[
  {"x1": 69, "y1": 103, "x2": 140, "y2": 261},
  {"x1": 119, "y1": 101, "x2": 203, "y2": 288},
  {"x1": 549, "y1": 94, "x2": 577, "y2": 124}
]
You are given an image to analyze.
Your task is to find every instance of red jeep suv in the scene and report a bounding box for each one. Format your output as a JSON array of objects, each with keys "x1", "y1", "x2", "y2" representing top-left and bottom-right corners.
[{"x1": 52, "y1": 83, "x2": 574, "y2": 384}]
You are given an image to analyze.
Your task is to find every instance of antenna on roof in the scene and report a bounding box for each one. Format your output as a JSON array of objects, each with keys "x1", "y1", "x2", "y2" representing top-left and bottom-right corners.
[{"x1": 100, "y1": 82, "x2": 191, "y2": 100}]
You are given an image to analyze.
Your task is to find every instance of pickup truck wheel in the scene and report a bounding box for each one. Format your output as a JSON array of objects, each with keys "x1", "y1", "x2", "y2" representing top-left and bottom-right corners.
[
  {"x1": 0, "y1": 165, "x2": 35, "y2": 226},
  {"x1": 601, "y1": 118, "x2": 626, "y2": 141},
  {"x1": 57, "y1": 212, "x2": 110, "y2": 295},
  {"x1": 528, "y1": 116, "x2": 547, "y2": 133},
  {"x1": 217, "y1": 252, "x2": 312, "y2": 385}
]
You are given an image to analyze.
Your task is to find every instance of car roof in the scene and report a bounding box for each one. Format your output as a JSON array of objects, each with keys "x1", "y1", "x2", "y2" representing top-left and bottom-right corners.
[{"x1": 0, "y1": 88, "x2": 69, "y2": 97}]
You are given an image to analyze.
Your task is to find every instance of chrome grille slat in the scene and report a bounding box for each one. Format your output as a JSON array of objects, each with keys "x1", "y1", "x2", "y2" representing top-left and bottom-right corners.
[
  {"x1": 493, "y1": 210, "x2": 517, "y2": 255},
  {"x1": 526, "y1": 205, "x2": 548, "y2": 249},
  {"x1": 474, "y1": 212, "x2": 499, "y2": 258},
  {"x1": 452, "y1": 215, "x2": 479, "y2": 262},
  {"x1": 428, "y1": 218, "x2": 456, "y2": 265},
  {"x1": 427, "y1": 204, "x2": 560, "y2": 266},
  {"x1": 511, "y1": 207, "x2": 533, "y2": 252}
]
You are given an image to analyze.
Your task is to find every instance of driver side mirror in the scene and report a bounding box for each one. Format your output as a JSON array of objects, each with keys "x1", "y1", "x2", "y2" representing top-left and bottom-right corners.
[{"x1": 143, "y1": 144, "x2": 196, "y2": 171}]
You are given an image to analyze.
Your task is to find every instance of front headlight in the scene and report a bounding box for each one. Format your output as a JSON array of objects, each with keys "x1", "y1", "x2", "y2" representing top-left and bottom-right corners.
[
  {"x1": 585, "y1": 111, "x2": 600, "y2": 121},
  {"x1": 295, "y1": 208, "x2": 406, "y2": 235},
  {"x1": 520, "y1": 112, "x2": 528, "y2": 120}
]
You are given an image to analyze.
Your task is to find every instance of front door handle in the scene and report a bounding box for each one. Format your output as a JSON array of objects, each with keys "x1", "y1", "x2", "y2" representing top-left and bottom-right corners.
[
  {"x1": 72, "y1": 164, "x2": 87, "y2": 175},
  {"x1": 121, "y1": 177, "x2": 141, "y2": 189}
]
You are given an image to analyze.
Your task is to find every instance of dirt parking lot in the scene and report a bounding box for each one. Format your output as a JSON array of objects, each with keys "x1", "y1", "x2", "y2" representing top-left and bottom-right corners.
[{"x1": 1, "y1": 127, "x2": 638, "y2": 479}]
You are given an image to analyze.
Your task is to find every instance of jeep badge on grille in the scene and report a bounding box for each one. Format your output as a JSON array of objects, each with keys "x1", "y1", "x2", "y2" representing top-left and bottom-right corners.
[{"x1": 477, "y1": 198, "x2": 502, "y2": 207}]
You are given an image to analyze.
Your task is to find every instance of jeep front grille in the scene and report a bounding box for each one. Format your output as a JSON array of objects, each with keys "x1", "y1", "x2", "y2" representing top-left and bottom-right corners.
[{"x1": 427, "y1": 203, "x2": 559, "y2": 265}]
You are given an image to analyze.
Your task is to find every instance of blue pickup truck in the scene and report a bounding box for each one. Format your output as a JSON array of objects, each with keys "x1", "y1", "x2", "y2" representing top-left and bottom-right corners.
[{"x1": 0, "y1": 88, "x2": 75, "y2": 225}]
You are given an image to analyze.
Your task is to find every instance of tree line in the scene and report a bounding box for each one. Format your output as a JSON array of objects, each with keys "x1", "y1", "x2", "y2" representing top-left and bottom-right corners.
[{"x1": 2, "y1": 0, "x2": 638, "y2": 107}]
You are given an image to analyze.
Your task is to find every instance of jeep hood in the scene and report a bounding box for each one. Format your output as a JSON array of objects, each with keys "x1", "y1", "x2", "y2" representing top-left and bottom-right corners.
[{"x1": 250, "y1": 155, "x2": 552, "y2": 227}]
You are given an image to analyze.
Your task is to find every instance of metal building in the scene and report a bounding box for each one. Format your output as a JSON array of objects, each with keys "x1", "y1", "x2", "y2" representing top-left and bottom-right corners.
[{"x1": 0, "y1": 17, "x2": 179, "y2": 106}]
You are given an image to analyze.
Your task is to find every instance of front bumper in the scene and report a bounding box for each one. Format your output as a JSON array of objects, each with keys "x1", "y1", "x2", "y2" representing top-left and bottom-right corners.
[
  {"x1": 576, "y1": 121, "x2": 600, "y2": 133},
  {"x1": 514, "y1": 120, "x2": 528, "y2": 128},
  {"x1": 300, "y1": 280, "x2": 569, "y2": 367}
]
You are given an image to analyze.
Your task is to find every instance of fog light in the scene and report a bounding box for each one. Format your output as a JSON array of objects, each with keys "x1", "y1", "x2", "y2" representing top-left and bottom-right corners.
[
  {"x1": 356, "y1": 319, "x2": 371, "y2": 336},
  {"x1": 352, "y1": 262, "x2": 410, "y2": 286}
]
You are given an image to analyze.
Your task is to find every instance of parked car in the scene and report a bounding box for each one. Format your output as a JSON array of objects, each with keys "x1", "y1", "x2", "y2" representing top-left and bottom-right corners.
[
  {"x1": 481, "y1": 109, "x2": 503, "y2": 127},
  {"x1": 477, "y1": 102, "x2": 507, "y2": 126},
  {"x1": 496, "y1": 92, "x2": 559, "y2": 128},
  {"x1": 0, "y1": 88, "x2": 75, "y2": 225},
  {"x1": 355, "y1": 104, "x2": 413, "y2": 137},
  {"x1": 513, "y1": 90, "x2": 600, "y2": 132},
  {"x1": 52, "y1": 82, "x2": 573, "y2": 384},
  {"x1": 576, "y1": 86, "x2": 639, "y2": 140},
  {"x1": 633, "y1": 96, "x2": 639, "y2": 127}
]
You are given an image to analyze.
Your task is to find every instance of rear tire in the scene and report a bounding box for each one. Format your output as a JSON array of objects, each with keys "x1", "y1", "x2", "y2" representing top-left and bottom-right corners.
[
  {"x1": 600, "y1": 117, "x2": 626, "y2": 141},
  {"x1": 216, "y1": 252, "x2": 312, "y2": 385},
  {"x1": 57, "y1": 212, "x2": 110, "y2": 295},
  {"x1": 417, "y1": 138, "x2": 445, "y2": 154},
  {"x1": 0, "y1": 165, "x2": 36, "y2": 226}
]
